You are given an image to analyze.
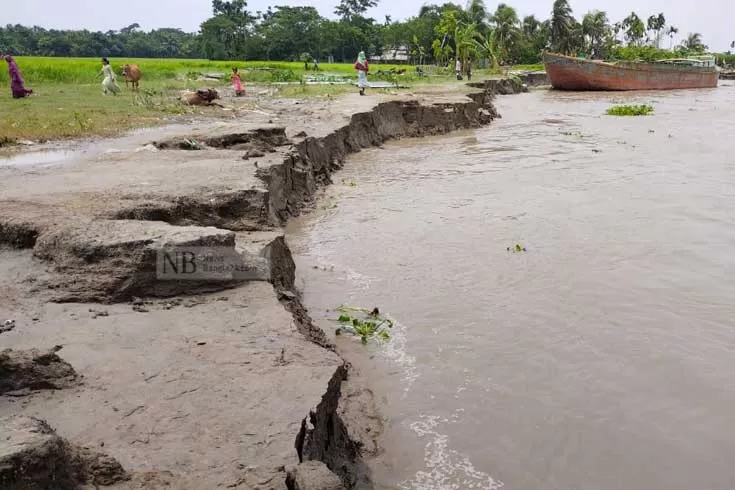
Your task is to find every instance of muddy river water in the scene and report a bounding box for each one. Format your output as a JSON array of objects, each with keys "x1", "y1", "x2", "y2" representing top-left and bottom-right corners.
[{"x1": 286, "y1": 86, "x2": 735, "y2": 490}]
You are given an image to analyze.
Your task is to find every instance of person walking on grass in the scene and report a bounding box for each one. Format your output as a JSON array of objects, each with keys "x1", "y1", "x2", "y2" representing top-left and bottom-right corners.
[
  {"x1": 466, "y1": 59, "x2": 472, "y2": 81},
  {"x1": 4, "y1": 55, "x2": 33, "y2": 99},
  {"x1": 231, "y1": 67, "x2": 245, "y2": 96},
  {"x1": 100, "y1": 58, "x2": 120, "y2": 95},
  {"x1": 355, "y1": 51, "x2": 369, "y2": 96}
]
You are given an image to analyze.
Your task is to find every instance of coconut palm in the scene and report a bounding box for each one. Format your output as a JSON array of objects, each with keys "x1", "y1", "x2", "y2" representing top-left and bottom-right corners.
[
  {"x1": 682, "y1": 32, "x2": 707, "y2": 53},
  {"x1": 667, "y1": 25, "x2": 678, "y2": 49},
  {"x1": 549, "y1": 0, "x2": 576, "y2": 54},
  {"x1": 582, "y1": 10, "x2": 609, "y2": 58},
  {"x1": 646, "y1": 13, "x2": 665, "y2": 47},
  {"x1": 465, "y1": 0, "x2": 490, "y2": 33},
  {"x1": 489, "y1": 4, "x2": 521, "y2": 63},
  {"x1": 522, "y1": 15, "x2": 540, "y2": 39}
]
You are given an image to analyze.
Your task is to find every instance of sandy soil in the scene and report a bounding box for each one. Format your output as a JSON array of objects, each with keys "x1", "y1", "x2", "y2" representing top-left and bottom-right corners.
[{"x1": 0, "y1": 82, "x2": 503, "y2": 489}]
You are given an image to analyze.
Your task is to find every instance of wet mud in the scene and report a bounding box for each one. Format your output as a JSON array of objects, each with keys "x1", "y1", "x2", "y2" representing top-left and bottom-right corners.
[{"x1": 0, "y1": 83, "x2": 509, "y2": 488}]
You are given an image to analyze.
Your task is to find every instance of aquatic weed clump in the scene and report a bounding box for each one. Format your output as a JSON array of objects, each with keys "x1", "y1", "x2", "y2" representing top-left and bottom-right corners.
[
  {"x1": 605, "y1": 104, "x2": 654, "y2": 116},
  {"x1": 333, "y1": 305, "x2": 393, "y2": 345}
]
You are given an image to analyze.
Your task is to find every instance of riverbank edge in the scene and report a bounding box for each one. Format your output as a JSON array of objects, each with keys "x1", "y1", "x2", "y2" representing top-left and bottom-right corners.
[
  {"x1": 0, "y1": 78, "x2": 526, "y2": 489},
  {"x1": 263, "y1": 78, "x2": 524, "y2": 488}
]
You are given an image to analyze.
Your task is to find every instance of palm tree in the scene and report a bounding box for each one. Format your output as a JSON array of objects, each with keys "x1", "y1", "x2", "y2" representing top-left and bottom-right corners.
[
  {"x1": 522, "y1": 15, "x2": 540, "y2": 38},
  {"x1": 465, "y1": 0, "x2": 490, "y2": 33},
  {"x1": 582, "y1": 10, "x2": 609, "y2": 58},
  {"x1": 667, "y1": 25, "x2": 678, "y2": 49},
  {"x1": 489, "y1": 4, "x2": 521, "y2": 63},
  {"x1": 682, "y1": 32, "x2": 707, "y2": 53},
  {"x1": 646, "y1": 13, "x2": 665, "y2": 48},
  {"x1": 549, "y1": 0, "x2": 576, "y2": 54}
]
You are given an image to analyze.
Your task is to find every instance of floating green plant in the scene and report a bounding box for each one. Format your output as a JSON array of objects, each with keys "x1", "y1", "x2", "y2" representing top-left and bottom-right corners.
[
  {"x1": 605, "y1": 104, "x2": 654, "y2": 116},
  {"x1": 507, "y1": 244, "x2": 527, "y2": 253},
  {"x1": 333, "y1": 305, "x2": 392, "y2": 345}
]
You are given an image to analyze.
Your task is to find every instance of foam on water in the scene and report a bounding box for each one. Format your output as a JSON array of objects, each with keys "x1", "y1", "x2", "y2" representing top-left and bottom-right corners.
[
  {"x1": 380, "y1": 316, "x2": 418, "y2": 394},
  {"x1": 399, "y1": 415, "x2": 504, "y2": 490}
]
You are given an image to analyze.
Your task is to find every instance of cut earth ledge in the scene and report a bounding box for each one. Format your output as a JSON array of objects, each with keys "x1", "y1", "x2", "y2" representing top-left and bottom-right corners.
[{"x1": 0, "y1": 82, "x2": 517, "y2": 489}]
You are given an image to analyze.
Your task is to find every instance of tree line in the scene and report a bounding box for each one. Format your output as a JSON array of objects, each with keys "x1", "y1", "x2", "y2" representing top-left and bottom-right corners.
[{"x1": 0, "y1": 0, "x2": 726, "y2": 65}]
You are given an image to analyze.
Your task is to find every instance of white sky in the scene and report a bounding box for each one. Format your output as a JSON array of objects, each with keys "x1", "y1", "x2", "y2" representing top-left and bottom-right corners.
[{"x1": 3, "y1": 0, "x2": 733, "y2": 51}]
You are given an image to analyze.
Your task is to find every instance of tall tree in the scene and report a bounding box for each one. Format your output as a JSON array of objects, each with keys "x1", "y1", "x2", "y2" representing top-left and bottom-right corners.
[
  {"x1": 646, "y1": 13, "x2": 665, "y2": 47},
  {"x1": 489, "y1": 4, "x2": 521, "y2": 64},
  {"x1": 582, "y1": 10, "x2": 610, "y2": 58},
  {"x1": 682, "y1": 32, "x2": 707, "y2": 53},
  {"x1": 334, "y1": 0, "x2": 378, "y2": 21},
  {"x1": 621, "y1": 12, "x2": 645, "y2": 46},
  {"x1": 666, "y1": 25, "x2": 679, "y2": 49},
  {"x1": 549, "y1": 0, "x2": 576, "y2": 54},
  {"x1": 199, "y1": 0, "x2": 256, "y2": 59},
  {"x1": 465, "y1": 0, "x2": 490, "y2": 33},
  {"x1": 257, "y1": 6, "x2": 322, "y2": 60}
]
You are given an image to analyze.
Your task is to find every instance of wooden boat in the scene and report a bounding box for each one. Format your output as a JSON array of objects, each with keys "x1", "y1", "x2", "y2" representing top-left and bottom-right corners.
[{"x1": 542, "y1": 52, "x2": 719, "y2": 91}]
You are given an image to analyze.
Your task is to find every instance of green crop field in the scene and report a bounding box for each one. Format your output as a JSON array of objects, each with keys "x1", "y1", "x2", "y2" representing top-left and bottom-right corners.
[
  {"x1": 0, "y1": 57, "x2": 421, "y2": 143},
  {"x1": 0, "y1": 56, "x2": 512, "y2": 144},
  {"x1": 0, "y1": 57, "x2": 423, "y2": 85}
]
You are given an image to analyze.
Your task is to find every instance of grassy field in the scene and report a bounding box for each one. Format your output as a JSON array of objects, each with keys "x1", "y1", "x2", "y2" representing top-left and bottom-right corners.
[
  {"x1": 510, "y1": 63, "x2": 545, "y2": 72},
  {"x1": 0, "y1": 57, "x2": 426, "y2": 84},
  {"x1": 0, "y1": 56, "x2": 521, "y2": 144}
]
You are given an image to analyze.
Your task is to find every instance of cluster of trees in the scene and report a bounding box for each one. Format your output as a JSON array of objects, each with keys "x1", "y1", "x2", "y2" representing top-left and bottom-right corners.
[
  {"x1": 0, "y1": 0, "x2": 722, "y2": 65},
  {"x1": 0, "y1": 24, "x2": 201, "y2": 58}
]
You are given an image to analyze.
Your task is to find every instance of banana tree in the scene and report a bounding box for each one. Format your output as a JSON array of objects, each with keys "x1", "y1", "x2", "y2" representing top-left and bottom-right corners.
[
  {"x1": 474, "y1": 30, "x2": 501, "y2": 70},
  {"x1": 454, "y1": 21, "x2": 478, "y2": 72}
]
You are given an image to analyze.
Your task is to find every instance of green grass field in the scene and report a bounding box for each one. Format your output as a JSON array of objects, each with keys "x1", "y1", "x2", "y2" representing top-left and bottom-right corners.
[
  {"x1": 0, "y1": 56, "x2": 520, "y2": 144},
  {"x1": 0, "y1": 57, "x2": 425, "y2": 84}
]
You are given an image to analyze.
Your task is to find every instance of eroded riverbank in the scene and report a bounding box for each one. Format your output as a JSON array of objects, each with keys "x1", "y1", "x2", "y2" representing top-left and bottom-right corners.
[
  {"x1": 286, "y1": 85, "x2": 735, "y2": 490},
  {"x1": 0, "y1": 81, "x2": 524, "y2": 489}
]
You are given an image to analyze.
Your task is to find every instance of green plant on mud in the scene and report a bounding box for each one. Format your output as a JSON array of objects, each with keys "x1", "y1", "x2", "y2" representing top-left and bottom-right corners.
[
  {"x1": 133, "y1": 88, "x2": 190, "y2": 114},
  {"x1": 605, "y1": 104, "x2": 654, "y2": 116},
  {"x1": 507, "y1": 243, "x2": 527, "y2": 252},
  {"x1": 73, "y1": 111, "x2": 92, "y2": 131},
  {"x1": 333, "y1": 305, "x2": 393, "y2": 344}
]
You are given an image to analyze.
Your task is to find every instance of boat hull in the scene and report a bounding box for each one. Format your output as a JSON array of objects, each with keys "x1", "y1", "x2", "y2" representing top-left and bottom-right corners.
[{"x1": 543, "y1": 53, "x2": 719, "y2": 91}]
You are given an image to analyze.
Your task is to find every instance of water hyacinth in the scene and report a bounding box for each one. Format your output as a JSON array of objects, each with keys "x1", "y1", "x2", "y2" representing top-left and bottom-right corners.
[{"x1": 333, "y1": 305, "x2": 393, "y2": 345}]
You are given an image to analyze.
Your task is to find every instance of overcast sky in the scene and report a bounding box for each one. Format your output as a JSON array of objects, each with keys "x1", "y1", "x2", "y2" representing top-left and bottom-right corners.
[{"x1": 4, "y1": 0, "x2": 733, "y2": 51}]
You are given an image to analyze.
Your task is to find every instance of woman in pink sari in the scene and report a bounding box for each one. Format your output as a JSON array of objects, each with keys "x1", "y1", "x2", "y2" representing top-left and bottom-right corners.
[{"x1": 4, "y1": 55, "x2": 33, "y2": 99}]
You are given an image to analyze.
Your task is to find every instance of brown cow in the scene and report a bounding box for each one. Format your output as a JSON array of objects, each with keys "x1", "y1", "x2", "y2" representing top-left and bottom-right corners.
[
  {"x1": 121, "y1": 63, "x2": 141, "y2": 91},
  {"x1": 180, "y1": 88, "x2": 222, "y2": 106}
]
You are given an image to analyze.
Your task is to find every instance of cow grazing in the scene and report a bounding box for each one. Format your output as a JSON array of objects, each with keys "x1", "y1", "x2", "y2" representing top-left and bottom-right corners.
[{"x1": 121, "y1": 64, "x2": 141, "y2": 91}]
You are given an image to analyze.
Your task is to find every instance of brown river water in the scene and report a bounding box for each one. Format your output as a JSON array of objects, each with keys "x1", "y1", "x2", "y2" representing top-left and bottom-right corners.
[{"x1": 286, "y1": 86, "x2": 735, "y2": 490}]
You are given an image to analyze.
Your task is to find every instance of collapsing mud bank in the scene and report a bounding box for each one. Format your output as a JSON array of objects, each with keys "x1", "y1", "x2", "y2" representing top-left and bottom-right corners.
[{"x1": 0, "y1": 84, "x2": 510, "y2": 488}]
